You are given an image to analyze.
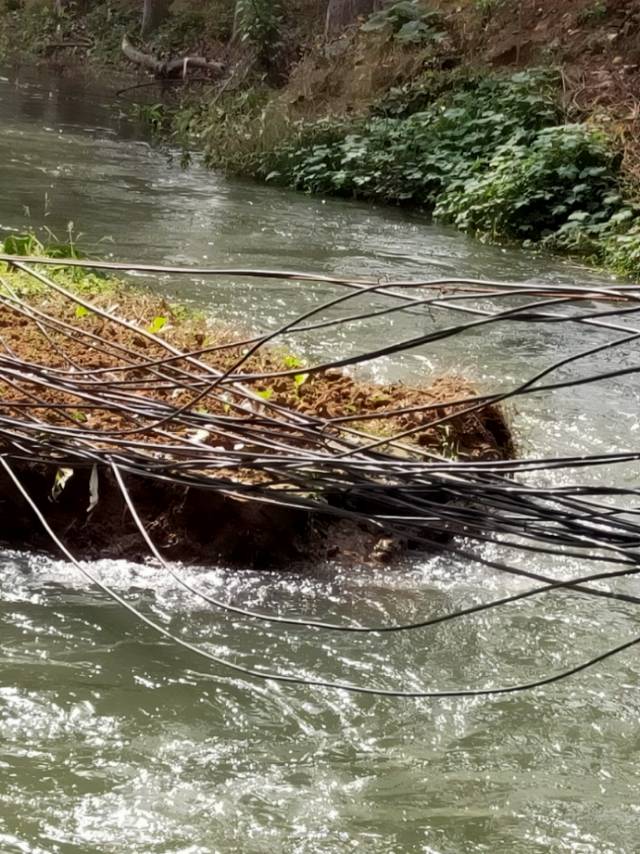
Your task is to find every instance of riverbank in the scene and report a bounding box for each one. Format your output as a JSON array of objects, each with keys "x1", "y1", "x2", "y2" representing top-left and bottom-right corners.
[
  {"x1": 0, "y1": 236, "x2": 513, "y2": 568},
  {"x1": 3, "y1": 0, "x2": 640, "y2": 278}
]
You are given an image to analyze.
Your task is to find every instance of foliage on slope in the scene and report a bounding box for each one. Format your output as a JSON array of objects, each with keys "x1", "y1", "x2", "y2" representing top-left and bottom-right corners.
[{"x1": 3, "y1": 1, "x2": 640, "y2": 276}]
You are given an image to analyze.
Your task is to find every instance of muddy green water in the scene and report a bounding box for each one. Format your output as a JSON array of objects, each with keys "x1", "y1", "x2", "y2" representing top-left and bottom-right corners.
[{"x1": 1, "y1": 68, "x2": 639, "y2": 854}]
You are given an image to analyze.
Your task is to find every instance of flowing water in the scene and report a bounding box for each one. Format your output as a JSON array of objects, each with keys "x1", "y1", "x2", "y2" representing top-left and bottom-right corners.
[{"x1": 0, "y1": 67, "x2": 639, "y2": 854}]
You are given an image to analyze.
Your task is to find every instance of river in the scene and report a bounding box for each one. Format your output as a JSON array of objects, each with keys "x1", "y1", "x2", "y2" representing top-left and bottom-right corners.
[{"x1": 0, "y1": 67, "x2": 639, "y2": 854}]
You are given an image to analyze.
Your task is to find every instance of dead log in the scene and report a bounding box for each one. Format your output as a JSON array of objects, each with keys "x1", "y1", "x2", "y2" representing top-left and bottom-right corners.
[{"x1": 121, "y1": 34, "x2": 225, "y2": 78}]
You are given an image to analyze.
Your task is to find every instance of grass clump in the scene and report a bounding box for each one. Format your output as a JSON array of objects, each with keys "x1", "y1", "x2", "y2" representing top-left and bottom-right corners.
[
  {"x1": 0, "y1": 231, "x2": 113, "y2": 296},
  {"x1": 172, "y1": 86, "x2": 279, "y2": 172}
]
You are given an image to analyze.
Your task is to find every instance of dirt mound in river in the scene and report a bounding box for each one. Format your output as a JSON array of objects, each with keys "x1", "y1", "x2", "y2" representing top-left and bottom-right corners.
[{"x1": 0, "y1": 276, "x2": 513, "y2": 568}]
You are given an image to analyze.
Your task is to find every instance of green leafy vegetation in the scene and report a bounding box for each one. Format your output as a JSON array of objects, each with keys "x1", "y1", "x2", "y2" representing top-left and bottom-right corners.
[
  {"x1": 133, "y1": 103, "x2": 170, "y2": 137},
  {"x1": 434, "y1": 125, "x2": 623, "y2": 240},
  {"x1": 602, "y1": 225, "x2": 640, "y2": 278},
  {"x1": 251, "y1": 69, "x2": 640, "y2": 275},
  {"x1": 0, "y1": 232, "x2": 111, "y2": 297},
  {"x1": 145, "y1": 1, "x2": 235, "y2": 54},
  {"x1": 135, "y1": 64, "x2": 640, "y2": 276},
  {"x1": 236, "y1": 0, "x2": 283, "y2": 61},
  {"x1": 259, "y1": 70, "x2": 560, "y2": 205},
  {"x1": 360, "y1": 1, "x2": 446, "y2": 45},
  {"x1": 3, "y1": 1, "x2": 640, "y2": 280},
  {"x1": 371, "y1": 68, "x2": 482, "y2": 119},
  {"x1": 0, "y1": 0, "x2": 58, "y2": 57}
]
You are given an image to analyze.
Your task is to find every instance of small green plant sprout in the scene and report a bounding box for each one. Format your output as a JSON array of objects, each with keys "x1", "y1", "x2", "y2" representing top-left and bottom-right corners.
[
  {"x1": 282, "y1": 354, "x2": 309, "y2": 389},
  {"x1": 256, "y1": 387, "x2": 274, "y2": 400},
  {"x1": 283, "y1": 353, "x2": 304, "y2": 368},
  {"x1": 147, "y1": 315, "x2": 168, "y2": 334},
  {"x1": 51, "y1": 466, "x2": 74, "y2": 502},
  {"x1": 75, "y1": 305, "x2": 91, "y2": 319},
  {"x1": 70, "y1": 410, "x2": 88, "y2": 423}
]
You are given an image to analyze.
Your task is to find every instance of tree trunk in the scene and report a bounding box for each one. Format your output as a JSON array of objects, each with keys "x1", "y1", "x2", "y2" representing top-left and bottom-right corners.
[
  {"x1": 324, "y1": 0, "x2": 383, "y2": 36},
  {"x1": 141, "y1": 0, "x2": 170, "y2": 38}
]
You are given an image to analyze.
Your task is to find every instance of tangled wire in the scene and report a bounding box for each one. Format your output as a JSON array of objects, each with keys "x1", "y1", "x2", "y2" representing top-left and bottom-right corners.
[{"x1": 1, "y1": 253, "x2": 640, "y2": 699}]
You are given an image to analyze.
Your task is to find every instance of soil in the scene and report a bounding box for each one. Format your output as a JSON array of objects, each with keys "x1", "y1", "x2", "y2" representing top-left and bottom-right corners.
[{"x1": 0, "y1": 280, "x2": 513, "y2": 459}]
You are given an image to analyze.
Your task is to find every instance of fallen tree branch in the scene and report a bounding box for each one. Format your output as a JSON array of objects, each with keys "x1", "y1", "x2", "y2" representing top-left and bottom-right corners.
[
  {"x1": 44, "y1": 40, "x2": 93, "y2": 52},
  {"x1": 164, "y1": 54, "x2": 225, "y2": 76},
  {"x1": 121, "y1": 34, "x2": 224, "y2": 78}
]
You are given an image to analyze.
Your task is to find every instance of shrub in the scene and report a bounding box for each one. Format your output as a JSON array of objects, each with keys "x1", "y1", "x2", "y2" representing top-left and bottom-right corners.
[
  {"x1": 259, "y1": 70, "x2": 561, "y2": 206},
  {"x1": 435, "y1": 125, "x2": 623, "y2": 239},
  {"x1": 360, "y1": 0, "x2": 447, "y2": 45},
  {"x1": 144, "y1": 86, "x2": 294, "y2": 173},
  {"x1": 602, "y1": 222, "x2": 640, "y2": 279}
]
